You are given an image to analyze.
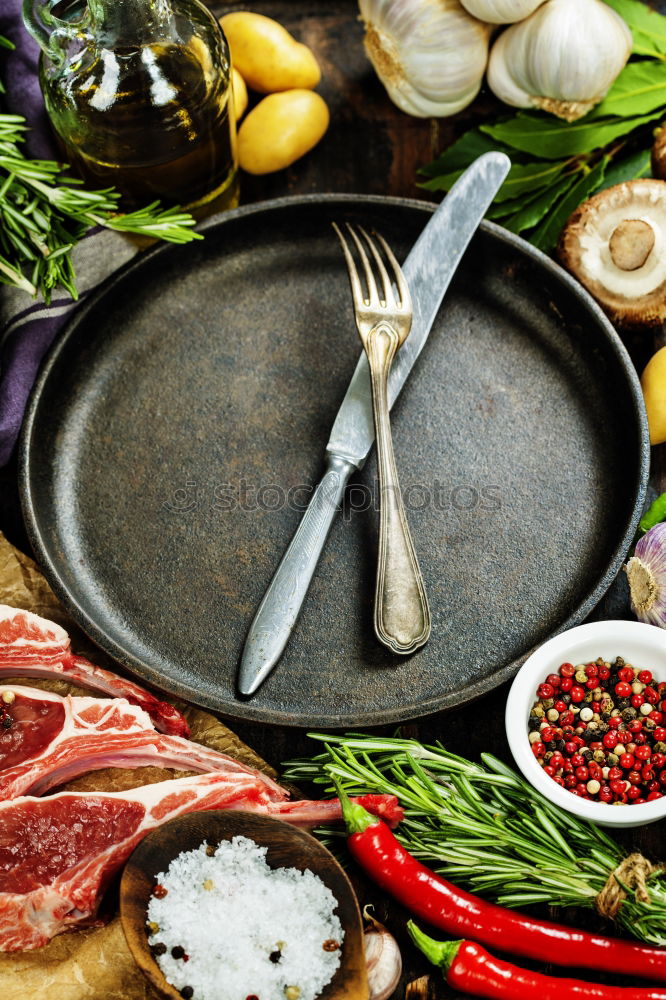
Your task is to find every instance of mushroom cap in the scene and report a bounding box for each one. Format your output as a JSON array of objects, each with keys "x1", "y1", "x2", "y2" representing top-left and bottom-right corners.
[{"x1": 558, "y1": 179, "x2": 666, "y2": 327}]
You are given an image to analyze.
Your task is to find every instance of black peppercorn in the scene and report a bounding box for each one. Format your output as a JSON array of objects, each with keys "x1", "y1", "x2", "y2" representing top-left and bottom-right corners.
[
  {"x1": 1, "y1": 716, "x2": 11, "y2": 729},
  {"x1": 180, "y1": 988, "x2": 194, "y2": 999},
  {"x1": 151, "y1": 943, "x2": 167, "y2": 956},
  {"x1": 269, "y1": 950, "x2": 282, "y2": 963},
  {"x1": 171, "y1": 945, "x2": 186, "y2": 959}
]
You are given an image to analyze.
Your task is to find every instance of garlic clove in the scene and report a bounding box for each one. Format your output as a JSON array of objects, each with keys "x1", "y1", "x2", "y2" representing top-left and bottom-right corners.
[
  {"x1": 459, "y1": 0, "x2": 546, "y2": 24},
  {"x1": 359, "y1": 0, "x2": 491, "y2": 118},
  {"x1": 626, "y1": 523, "x2": 666, "y2": 627},
  {"x1": 363, "y1": 908, "x2": 402, "y2": 1000},
  {"x1": 487, "y1": 0, "x2": 632, "y2": 121}
]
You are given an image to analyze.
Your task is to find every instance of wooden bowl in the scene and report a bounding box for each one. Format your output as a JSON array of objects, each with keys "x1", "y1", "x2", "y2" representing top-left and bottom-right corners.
[{"x1": 120, "y1": 810, "x2": 369, "y2": 1000}]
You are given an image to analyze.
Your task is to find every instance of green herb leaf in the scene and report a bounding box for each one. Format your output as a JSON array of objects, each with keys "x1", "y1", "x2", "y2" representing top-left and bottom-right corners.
[
  {"x1": 604, "y1": 0, "x2": 666, "y2": 57},
  {"x1": 594, "y1": 146, "x2": 652, "y2": 191},
  {"x1": 591, "y1": 60, "x2": 666, "y2": 118},
  {"x1": 530, "y1": 157, "x2": 609, "y2": 252},
  {"x1": 639, "y1": 493, "x2": 666, "y2": 534},
  {"x1": 481, "y1": 110, "x2": 663, "y2": 159},
  {"x1": 418, "y1": 128, "x2": 512, "y2": 179},
  {"x1": 502, "y1": 173, "x2": 579, "y2": 235}
]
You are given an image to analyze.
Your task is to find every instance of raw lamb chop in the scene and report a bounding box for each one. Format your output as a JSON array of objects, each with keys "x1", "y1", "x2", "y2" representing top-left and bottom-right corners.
[
  {"x1": 0, "y1": 605, "x2": 188, "y2": 737},
  {"x1": 0, "y1": 773, "x2": 402, "y2": 950},
  {"x1": 0, "y1": 685, "x2": 286, "y2": 800}
]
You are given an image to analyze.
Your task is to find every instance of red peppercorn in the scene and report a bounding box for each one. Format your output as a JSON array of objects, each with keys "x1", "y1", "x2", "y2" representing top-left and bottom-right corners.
[
  {"x1": 540, "y1": 726, "x2": 556, "y2": 743},
  {"x1": 627, "y1": 786, "x2": 642, "y2": 800},
  {"x1": 546, "y1": 673, "x2": 561, "y2": 688},
  {"x1": 152, "y1": 884, "x2": 168, "y2": 899},
  {"x1": 619, "y1": 753, "x2": 635, "y2": 770},
  {"x1": 607, "y1": 716, "x2": 622, "y2": 730},
  {"x1": 653, "y1": 752, "x2": 666, "y2": 769},
  {"x1": 618, "y1": 667, "x2": 634, "y2": 682},
  {"x1": 598, "y1": 666, "x2": 610, "y2": 680},
  {"x1": 631, "y1": 695, "x2": 645, "y2": 708},
  {"x1": 628, "y1": 770, "x2": 642, "y2": 785},
  {"x1": 575, "y1": 783, "x2": 588, "y2": 796},
  {"x1": 570, "y1": 753, "x2": 585, "y2": 767},
  {"x1": 544, "y1": 765, "x2": 556, "y2": 777},
  {"x1": 653, "y1": 727, "x2": 666, "y2": 742},
  {"x1": 642, "y1": 767, "x2": 656, "y2": 783},
  {"x1": 645, "y1": 686, "x2": 659, "y2": 704},
  {"x1": 560, "y1": 662, "x2": 575, "y2": 677},
  {"x1": 559, "y1": 677, "x2": 573, "y2": 692},
  {"x1": 648, "y1": 791, "x2": 663, "y2": 801},
  {"x1": 589, "y1": 741, "x2": 603, "y2": 752},
  {"x1": 553, "y1": 776, "x2": 565, "y2": 786},
  {"x1": 564, "y1": 741, "x2": 577, "y2": 755},
  {"x1": 608, "y1": 766, "x2": 623, "y2": 782},
  {"x1": 610, "y1": 779, "x2": 627, "y2": 795},
  {"x1": 615, "y1": 681, "x2": 632, "y2": 698},
  {"x1": 585, "y1": 663, "x2": 599, "y2": 677},
  {"x1": 660, "y1": 771, "x2": 666, "y2": 786},
  {"x1": 537, "y1": 683, "x2": 554, "y2": 699},
  {"x1": 554, "y1": 699, "x2": 567, "y2": 712},
  {"x1": 570, "y1": 686, "x2": 585, "y2": 703},
  {"x1": 599, "y1": 785, "x2": 613, "y2": 802},
  {"x1": 559, "y1": 712, "x2": 574, "y2": 727},
  {"x1": 638, "y1": 670, "x2": 653, "y2": 684},
  {"x1": 603, "y1": 731, "x2": 619, "y2": 749},
  {"x1": 591, "y1": 702, "x2": 601, "y2": 714},
  {"x1": 532, "y1": 742, "x2": 546, "y2": 757},
  {"x1": 650, "y1": 712, "x2": 664, "y2": 725},
  {"x1": 564, "y1": 775, "x2": 577, "y2": 789},
  {"x1": 635, "y1": 745, "x2": 652, "y2": 761}
]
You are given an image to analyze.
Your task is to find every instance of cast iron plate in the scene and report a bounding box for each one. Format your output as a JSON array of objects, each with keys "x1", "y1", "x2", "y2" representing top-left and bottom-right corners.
[{"x1": 20, "y1": 195, "x2": 649, "y2": 727}]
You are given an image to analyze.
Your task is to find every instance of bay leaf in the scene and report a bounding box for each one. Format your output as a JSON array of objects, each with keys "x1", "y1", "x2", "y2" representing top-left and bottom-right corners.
[
  {"x1": 482, "y1": 111, "x2": 663, "y2": 159},
  {"x1": 604, "y1": 0, "x2": 666, "y2": 57},
  {"x1": 418, "y1": 128, "x2": 507, "y2": 179},
  {"x1": 502, "y1": 174, "x2": 579, "y2": 235},
  {"x1": 591, "y1": 60, "x2": 666, "y2": 118},
  {"x1": 530, "y1": 158, "x2": 609, "y2": 253},
  {"x1": 594, "y1": 147, "x2": 651, "y2": 191}
]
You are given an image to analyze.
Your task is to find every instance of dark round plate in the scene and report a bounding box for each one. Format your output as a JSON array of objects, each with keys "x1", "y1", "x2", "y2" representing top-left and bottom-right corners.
[{"x1": 20, "y1": 195, "x2": 649, "y2": 727}]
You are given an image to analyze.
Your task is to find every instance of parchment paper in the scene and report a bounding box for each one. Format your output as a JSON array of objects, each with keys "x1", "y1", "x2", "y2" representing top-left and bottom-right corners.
[{"x1": 0, "y1": 532, "x2": 275, "y2": 999}]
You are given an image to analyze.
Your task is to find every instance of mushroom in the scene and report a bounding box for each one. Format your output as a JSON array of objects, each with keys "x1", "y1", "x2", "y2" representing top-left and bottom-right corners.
[{"x1": 558, "y1": 179, "x2": 666, "y2": 327}]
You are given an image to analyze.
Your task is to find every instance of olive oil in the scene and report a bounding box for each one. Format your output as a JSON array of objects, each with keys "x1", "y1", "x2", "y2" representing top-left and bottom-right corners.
[{"x1": 26, "y1": 0, "x2": 239, "y2": 212}]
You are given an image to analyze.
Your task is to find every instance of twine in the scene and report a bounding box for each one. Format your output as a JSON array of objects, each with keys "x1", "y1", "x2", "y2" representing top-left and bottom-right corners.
[{"x1": 595, "y1": 853, "x2": 662, "y2": 921}]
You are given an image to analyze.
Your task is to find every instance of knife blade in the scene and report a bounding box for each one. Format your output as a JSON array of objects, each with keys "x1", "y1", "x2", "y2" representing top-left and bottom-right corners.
[{"x1": 238, "y1": 151, "x2": 511, "y2": 696}]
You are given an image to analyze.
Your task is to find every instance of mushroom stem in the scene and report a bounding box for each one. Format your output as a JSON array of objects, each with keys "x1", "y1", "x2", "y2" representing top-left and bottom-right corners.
[{"x1": 608, "y1": 219, "x2": 655, "y2": 271}]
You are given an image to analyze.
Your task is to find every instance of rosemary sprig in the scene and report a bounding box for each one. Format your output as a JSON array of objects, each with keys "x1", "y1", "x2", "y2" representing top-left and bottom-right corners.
[
  {"x1": 0, "y1": 104, "x2": 202, "y2": 303},
  {"x1": 283, "y1": 734, "x2": 666, "y2": 945}
]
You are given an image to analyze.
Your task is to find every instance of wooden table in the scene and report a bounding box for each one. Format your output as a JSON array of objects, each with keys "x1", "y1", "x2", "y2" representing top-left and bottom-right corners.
[{"x1": 2, "y1": 1, "x2": 666, "y2": 996}]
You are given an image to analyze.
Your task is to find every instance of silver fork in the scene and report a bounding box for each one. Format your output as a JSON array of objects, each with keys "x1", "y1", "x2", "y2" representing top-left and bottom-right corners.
[{"x1": 333, "y1": 222, "x2": 431, "y2": 655}]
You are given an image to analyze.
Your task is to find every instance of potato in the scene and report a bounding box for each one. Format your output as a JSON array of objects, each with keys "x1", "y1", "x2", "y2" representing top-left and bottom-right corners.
[
  {"x1": 641, "y1": 346, "x2": 666, "y2": 445},
  {"x1": 219, "y1": 11, "x2": 321, "y2": 93},
  {"x1": 238, "y1": 89, "x2": 329, "y2": 175},
  {"x1": 231, "y1": 66, "x2": 249, "y2": 121}
]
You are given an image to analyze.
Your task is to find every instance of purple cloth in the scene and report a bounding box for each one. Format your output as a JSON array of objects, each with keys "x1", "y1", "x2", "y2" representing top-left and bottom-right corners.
[{"x1": 0, "y1": 2, "x2": 137, "y2": 466}]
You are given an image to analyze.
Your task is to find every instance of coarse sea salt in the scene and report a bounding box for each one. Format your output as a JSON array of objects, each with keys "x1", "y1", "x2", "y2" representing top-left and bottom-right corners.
[{"x1": 147, "y1": 835, "x2": 344, "y2": 1000}]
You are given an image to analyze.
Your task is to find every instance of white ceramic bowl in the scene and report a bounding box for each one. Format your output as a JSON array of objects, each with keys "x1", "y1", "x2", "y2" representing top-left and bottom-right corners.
[{"x1": 505, "y1": 620, "x2": 666, "y2": 828}]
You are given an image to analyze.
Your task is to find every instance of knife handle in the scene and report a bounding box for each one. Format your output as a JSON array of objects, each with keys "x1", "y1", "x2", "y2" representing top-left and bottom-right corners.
[
  {"x1": 368, "y1": 324, "x2": 431, "y2": 655},
  {"x1": 237, "y1": 453, "x2": 355, "y2": 696}
]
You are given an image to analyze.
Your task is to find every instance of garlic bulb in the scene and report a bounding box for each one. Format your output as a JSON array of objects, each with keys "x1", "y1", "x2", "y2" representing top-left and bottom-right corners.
[
  {"x1": 487, "y1": 0, "x2": 632, "y2": 121},
  {"x1": 626, "y1": 524, "x2": 666, "y2": 628},
  {"x1": 459, "y1": 0, "x2": 546, "y2": 24},
  {"x1": 359, "y1": 0, "x2": 491, "y2": 118}
]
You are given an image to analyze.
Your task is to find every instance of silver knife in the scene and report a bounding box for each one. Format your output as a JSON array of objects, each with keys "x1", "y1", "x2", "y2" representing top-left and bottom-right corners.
[{"x1": 238, "y1": 151, "x2": 511, "y2": 696}]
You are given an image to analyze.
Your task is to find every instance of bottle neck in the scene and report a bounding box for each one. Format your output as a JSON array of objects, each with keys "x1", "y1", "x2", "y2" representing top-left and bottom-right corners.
[{"x1": 86, "y1": 0, "x2": 177, "y2": 45}]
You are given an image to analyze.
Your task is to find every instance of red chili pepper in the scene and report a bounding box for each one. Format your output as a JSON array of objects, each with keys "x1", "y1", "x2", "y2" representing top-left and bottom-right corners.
[
  {"x1": 334, "y1": 785, "x2": 666, "y2": 983},
  {"x1": 408, "y1": 924, "x2": 666, "y2": 1000}
]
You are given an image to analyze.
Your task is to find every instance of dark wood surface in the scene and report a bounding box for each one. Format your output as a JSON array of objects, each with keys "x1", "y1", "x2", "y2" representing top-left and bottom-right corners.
[{"x1": 3, "y1": 1, "x2": 666, "y2": 996}]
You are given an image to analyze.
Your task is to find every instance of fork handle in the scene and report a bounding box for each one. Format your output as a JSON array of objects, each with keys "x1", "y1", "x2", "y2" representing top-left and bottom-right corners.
[{"x1": 367, "y1": 322, "x2": 431, "y2": 655}]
